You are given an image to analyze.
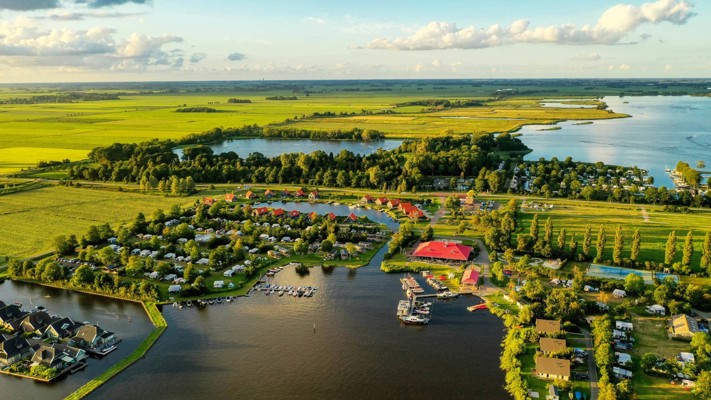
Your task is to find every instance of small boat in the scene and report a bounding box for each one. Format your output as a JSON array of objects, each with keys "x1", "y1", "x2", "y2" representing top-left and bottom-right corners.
[
  {"x1": 35, "y1": 306, "x2": 47, "y2": 312},
  {"x1": 415, "y1": 308, "x2": 430, "y2": 315},
  {"x1": 186, "y1": 300, "x2": 193, "y2": 307},
  {"x1": 226, "y1": 296, "x2": 233, "y2": 303},
  {"x1": 278, "y1": 290, "x2": 285, "y2": 296},
  {"x1": 399, "y1": 315, "x2": 429, "y2": 325},
  {"x1": 172, "y1": 302, "x2": 178, "y2": 308},
  {"x1": 179, "y1": 302, "x2": 184, "y2": 309},
  {"x1": 437, "y1": 291, "x2": 458, "y2": 299},
  {"x1": 216, "y1": 297, "x2": 222, "y2": 304},
  {"x1": 467, "y1": 304, "x2": 488, "y2": 312}
]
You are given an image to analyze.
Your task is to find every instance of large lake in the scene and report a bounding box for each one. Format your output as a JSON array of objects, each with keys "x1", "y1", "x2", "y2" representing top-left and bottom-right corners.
[
  {"x1": 177, "y1": 138, "x2": 403, "y2": 159},
  {"x1": 0, "y1": 281, "x2": 153, "y2": 400},
  {"x1": 523, "y1": 96, "x2": 711, "y2": 188},
  {"x1": 85, "y1": 203, "x2": 507, "y2": 400}
]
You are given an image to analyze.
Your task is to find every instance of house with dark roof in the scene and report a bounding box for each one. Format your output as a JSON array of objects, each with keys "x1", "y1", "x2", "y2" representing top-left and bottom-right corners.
[
  {"x1": 282, "y1": 189, "x2": 292, "y2": 198},
  {"x1": 43, "y1": 317, "x2": 80, "y2": 341},
  {"x1": 70, "y1": 325, "x2": 116, "y2": 350},
  {"x1": 540, "y1": 337, "x2": 567, "y2": 354},
  {"x1": 31, "y1": 343, "x2": 86, "y2": 370},
  {"x1": 536, "y1": 319, "x2": 562, "y2": 335},
  {"x1": 0, "y1": 304, "x2": 28, "y2": 332},
  {"x1": 0, "y1": 334, "x2": 33, "y2": 366},
  {"x1": 264, "y1": 189, "x2": 275, "y2": 198},
  {"x1": 19, "y1": 311, "x2": 52, "y2": 334},
  {"x1": 535, "y1": 357, "x2": 571, "y2": 381}
]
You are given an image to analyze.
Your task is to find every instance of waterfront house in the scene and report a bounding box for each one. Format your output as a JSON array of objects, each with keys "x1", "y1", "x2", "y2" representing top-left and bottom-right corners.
[
  {"x1": 535, "y1": 357, "x2": 571, "y2": 381},
  {"x1": 0, "y1": 334, "x2": 33, "y2": 366},
  {"x1": 460, "y1": 268, "x2": 480, "y2": 290},
  {"x1": 540, "y1": 337, "x2": 567, "y2": 354},
  {"x1": 536, "y1": 319, "x2": 562, "y2": 335},
  {"x1": 252, "y1": 207, "x2": 269, "y2": 217},
  {"x1": 272, "y1": 208, "x2": 285, "y2": 217},
  {"x1": 43, "y1": 317, "x2": 80, "y2": 341},
  {"x1": 245, "y1": 191, "x2": 256, "y2": 199},
  {"x1": 0, "y1": 304, "x2": 28, "y2": 332},
  {"x1": 346, "y1": 213, "x2": 358, "y2": 222},
  {"x1": 375, "y1": 197, "x2": 388, "y2": 206},
  {"x1": 670, "y1": 314, "x2": 699, "y2": 340},
  {"x1": 31, "y1": 343, "x2": 86, "y2": 370},
  {"x1": 19, "y1": 311, "x2": 52, "y2": 334},
  {"x1": 360, "y1": 195, "x2": 374, "y2": 204},
  {"x1": 309, "y1": 191, "x2": 319, "y2": 200},
  {"x1": 386, "y1": 199, "x2": 400, "y2": 208},
  {"x1": 327, "y1": 212, "x2": 337, "y2": 221},
  {"x1": 412, "y1": 241, "x2": 472, "y2": 262},
  {"x1": 289, "y1": 210, "x2": 301, "y2": 218},
  {"x1": 308, "y1": 211, "x2": 319, "y2": 221},
  {"x1": 71, "y1": 325, "x2": 115, "y2": 350}
]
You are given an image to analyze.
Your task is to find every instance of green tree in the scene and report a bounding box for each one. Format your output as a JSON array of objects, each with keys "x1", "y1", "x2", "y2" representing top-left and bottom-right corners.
[
  {"x1": 595, "y1": 225, "x2": 607, "y2": 263},
  {"x1": 665, "y1": 231, "x2": 677, "y2": 265},
  {"x1": 696, "y1": 370, "x2": 711, "y2": 400},
  {"x1": 444, "y1": 194, "x2": 461, "y2": 214},
  {"x1": 613, "y1": 225, "x2": 624, "y2": 265},
  {"x1": 702, "y1": 231, "x2": 711, "y2": 272},
  {"x1": 294, "y1": 238, "x2": 309, "y2": 255},
  {"x1": 557, "y1": 228, "x2": 567, "y2": 253},
  {"x1": 529, "y1": 213, "x2": 539, "y2": 240},
  {"x1": 70, "y1": 264, "x2": 94, "y2": 287},
  {"x1": 569, "y1": 233, "x2": 578, "y2": 259},
  {"x1": 320, "y1": 239, "x2": 334, "y2": 253},
  {"x1": 682, "y1": 231, "x2": 694, "y2": 266},
  {"x1": 543, "y1": 217, "x2": 553, "y2": 245},
  {"x1": 420, "y1": 225, "x2": 434, "y2": 242},
  {"x1": 582, "y1": 224, "x2": 592, "y2": 258},
  {"x1": 623, "y1": 273, "x2": 645, "y2": 295},
  {"x1": 52, "y1": 235, "x2": 75, "y2": 255},
  {"x1": 630, "y1": 229, "x2": 641, "y2": 262}
]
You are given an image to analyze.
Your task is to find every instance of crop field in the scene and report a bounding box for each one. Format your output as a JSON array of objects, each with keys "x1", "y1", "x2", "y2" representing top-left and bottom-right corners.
[
  {"x1": 0, "y1": 186, "x2": 198, "y2": 259},
  {"x1": 0, "y1": 82, "x2": 630, "y2": 174},
  {"x1": 515, "y1": 197, "x2": 711, "y2": 268}
]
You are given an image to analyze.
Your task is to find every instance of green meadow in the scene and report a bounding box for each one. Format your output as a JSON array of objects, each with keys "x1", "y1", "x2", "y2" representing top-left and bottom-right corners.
[
  {"x1": 0, "y1": 185, "x2": 198, "y2": 259},
  {"x1": 0, "y1": 83, "x2": 628, "y2": 174}
]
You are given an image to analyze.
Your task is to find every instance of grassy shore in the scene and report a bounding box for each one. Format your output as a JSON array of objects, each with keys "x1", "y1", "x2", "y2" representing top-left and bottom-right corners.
[{"x1": 64, "y1": 302, "x2": 167, "y2": 400}]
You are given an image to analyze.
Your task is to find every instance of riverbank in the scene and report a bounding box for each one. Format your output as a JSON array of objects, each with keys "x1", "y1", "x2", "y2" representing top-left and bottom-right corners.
[{"x1": 64, "y1": 302, "x2": 167, "y2": 400}]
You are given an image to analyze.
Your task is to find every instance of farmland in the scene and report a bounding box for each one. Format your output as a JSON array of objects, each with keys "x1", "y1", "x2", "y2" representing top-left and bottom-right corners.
[
  {"x1": 0, "y1": 185, "x2": 198, "y2": 260},
  {"x1": 0, "y1": 81, "x2": 636, "y2": 174}
]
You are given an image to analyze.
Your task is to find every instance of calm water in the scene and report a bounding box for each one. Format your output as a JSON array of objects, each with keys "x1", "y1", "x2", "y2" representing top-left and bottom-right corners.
[
  {"x1": 523, "y1": 96, "x2": 711, "y2": 188},
  {"x1": 178, "y1": 138, "x2": 403, "y2": 159},
  {"x1": 0, "y1": 281, "x2": 153, "y2": 400},
  {"x1": 89, "y1": 244, "x2": 507, "y2": 400}
]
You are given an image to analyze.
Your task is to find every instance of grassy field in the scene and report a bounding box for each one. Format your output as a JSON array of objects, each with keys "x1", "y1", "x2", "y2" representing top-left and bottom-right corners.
[
  {"x1": 0, "y1": 85, "x2": 624, "y2": 174},
  {"x1": 514, "y1": 197, "x2": 711, "y2": 268},
  {"x1": 0, "y1": 185, "x2": 198, "y2": 260}
]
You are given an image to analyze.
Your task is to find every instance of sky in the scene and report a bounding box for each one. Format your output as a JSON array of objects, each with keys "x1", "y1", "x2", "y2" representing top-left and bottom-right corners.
[{"x1": 0, "y1": 0, "x2": 708, "y2": 82}]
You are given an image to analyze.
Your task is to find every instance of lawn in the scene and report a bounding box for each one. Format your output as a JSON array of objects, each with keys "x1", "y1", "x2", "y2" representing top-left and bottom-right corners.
[
  {"x1": 630, "y1": 313, "x2": 694, "y2": 399},
  {"x1": 0, "y1": 85, "x2": 626, "y2": 174},
  {"x1": 0, "y1": 185, "x2": 199, "y2": 260}
]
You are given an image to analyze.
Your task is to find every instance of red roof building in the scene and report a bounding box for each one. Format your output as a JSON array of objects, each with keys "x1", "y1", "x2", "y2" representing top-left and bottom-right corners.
[
  {"x1": 387, "y1": 199, "x2": 400, "y2": 208},
  {"x1": 245, "y1": 191, "x2": 256, "y2": 199},
  {"x1": 272, "y1": 208, "x2": 285, "y2": 217},
  {"x1": 203, "y1": 198, "x2": 216, "y2": 205},
  {"x1": 225, "y1": 193, "x2": 236, "y2": 202},
  {"x1": 360, "y1": 195, "x2": 374, "y2": 204},
  {"x1": 294, "y1": 189, "x2": 306, "y2": 198},
  {"x1": 264, "y1": 189, "x2": 275, "y2": 198},
  {"x1": 309, "y1": 191, "x2": 319, "y2": 200},
  {"x1": 461, "y1": 268, "x2": 480, "y2": 286},
  {"x1": 308, "y1": 211, "x2": 319, "y2": 220},
  {"x1": 375, "y1": 197, "x2": 389, "y2": 206},
  {"x1": 288, "y1": 210, "x2": 301, "y2": 218},
  {"x1": 347, "y1": 213, "x2": 358, "y2": 222},
  {"x1": 327, "y1": 212, "x2": 337, "y2": 221},
  {"x1": 400, "y1": 202, "x2": 425, "y2": 220},
  {"x1": 252, "y1": 207, "x2": 269, "y2": 217},
  {"x1": 412, "y1": 241, "x2": 472, "y2": 261}
]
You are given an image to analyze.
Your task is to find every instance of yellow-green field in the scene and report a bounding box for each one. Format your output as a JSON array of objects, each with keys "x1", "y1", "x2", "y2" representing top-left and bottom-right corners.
[
  {"x1": 0, "y1": 185, "x2": 198, "y2": 259},
  {"x1": 0, "y1": 86, "x2": 624, "y2": 174}
]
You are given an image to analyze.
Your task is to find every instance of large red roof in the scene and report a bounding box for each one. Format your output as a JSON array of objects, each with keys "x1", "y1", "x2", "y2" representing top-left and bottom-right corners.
[{"x1": 412, "y1": 241, "x2": 472, "y2": 261}]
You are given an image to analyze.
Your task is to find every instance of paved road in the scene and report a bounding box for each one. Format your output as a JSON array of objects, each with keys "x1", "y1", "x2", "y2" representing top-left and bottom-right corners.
[{"x1": 581, "y1": 329, "x2": 600, "y2": 400}]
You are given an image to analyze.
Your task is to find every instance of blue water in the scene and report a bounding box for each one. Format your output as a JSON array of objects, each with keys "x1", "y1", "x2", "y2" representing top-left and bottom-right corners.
[{"x1": 523, "y1": 96, "x2": 711, "y2": 188}]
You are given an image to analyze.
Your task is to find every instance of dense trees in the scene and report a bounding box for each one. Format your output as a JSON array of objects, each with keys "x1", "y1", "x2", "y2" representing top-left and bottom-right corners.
[{"x1": 665, "y1": 231, "x2": 677, "y2": 265}]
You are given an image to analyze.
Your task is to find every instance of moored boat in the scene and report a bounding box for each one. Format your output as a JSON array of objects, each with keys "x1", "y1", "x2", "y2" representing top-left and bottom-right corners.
[{"x1": 399, "y1": 315, "x2": 429, "y2": 325}]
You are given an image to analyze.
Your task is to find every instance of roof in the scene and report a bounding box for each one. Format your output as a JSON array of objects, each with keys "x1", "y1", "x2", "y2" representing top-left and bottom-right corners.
[
  {"x1": 308, "y1": 211, "x2": 318, "y2": 219},
  {"x1": 347, "y1": 213, "x2": 358, "y2": 221},
  {"x1": 245, "y1": 191, "x2": 255, "y2": 198},
  {"x1": 0, "y1": 304, "x2": 26, "y2": 323},
  {"x1": 0, "y1": 335, "x2": 32, "y2": 358},
  {"x1": 412, "y1": 241, "x2": 472, "y2": 261},
  {"x1": 272, "y1": 208, "x2": 285, "y2": 217},
  {"x1": 327, "y1": 212, "x2": 337, "y2": 221},
  {"x1": 540, "y1": 337, "x2": 567, "y2": 353},
  {"x1": 536, "y1": 319, "x2": 562, "y2": 334},
  {"x1": 671, "y1": 314, "x2": 699, "y2": 335},
  {"x1": 254, "y1": 206, "x2": 269, "y2": 215},
  {"x1": 203, "y1": 197, "x2": 215, "y2": 205},
  {"x1": 536, "y1": 357, "x2": 571, "y2": 378},
  {"x1": 461, "y1": 268, "x2": 479, "y2": 285},
  {"x1": 289, "y1": 210, "x2": 300, "y2": 217},
  {"x1": 264, "y1": 189, "x2": 274, "y2": 195},
  {"x1": 225, "y1": 193, "x2": 236, "y2": 201}
]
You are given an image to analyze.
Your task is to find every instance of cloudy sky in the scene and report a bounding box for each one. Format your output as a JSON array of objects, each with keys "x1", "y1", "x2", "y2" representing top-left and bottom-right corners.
[{"x1": 0, "y1": 0, "x2": 707, "y2": 82}]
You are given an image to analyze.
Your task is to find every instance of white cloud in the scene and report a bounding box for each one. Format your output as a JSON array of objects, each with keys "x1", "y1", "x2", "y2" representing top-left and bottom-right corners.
[
  {"x1": 366, "y1": 0, "x2": 695, "y2": 50},
  {"x1": 305, "y1": 16, "x2": 327, "y2": 26},
  {"x1": 619, "y1": 63, "x2": 631, "y2": 70},
  {"x1": 572, "y1": 53, "x2": 601, "y2": 61},
  {"x1": 664, "y1": 63, "x2": 673, "y2": 71}
]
